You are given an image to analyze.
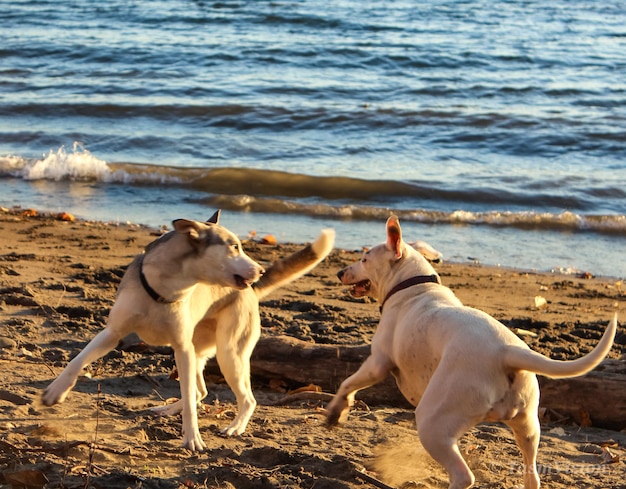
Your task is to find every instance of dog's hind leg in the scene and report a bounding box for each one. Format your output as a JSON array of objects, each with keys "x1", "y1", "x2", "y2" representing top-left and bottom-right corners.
[
  {"x1": 193, "y1": 319, "x2": 216, "y2": 405},
  {"x1": 414, "y1": 375, "x2": 478, "y2": 489},
  {"x1": 218, "y1": 354, "x2": 256, "y2": 437},
  {"x1": 151, "y1": 320, "x2": 217, "y2": 417},
  {"x1": 415, "y1": 409, "x2": 476, "y2": 489},
  {"x1": 150, "y1": 353, "x2": 211, "y2": 416},
  {"x1": 214, "y1": 311, "x2": 260, "y2": 436},
  {"x1": 42, "y1": 327, "x2": 122, "y2": 406},
  {"x1": 194, "y1": 354, "x2": 212, "y2": 403},
  {"x1": 504, "y1": 411, "x2": 541, "y2": 489}
]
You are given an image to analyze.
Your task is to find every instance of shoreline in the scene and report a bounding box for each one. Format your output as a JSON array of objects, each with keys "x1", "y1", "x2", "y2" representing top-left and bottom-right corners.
[
  {"x1": 3, "y1": 192, "x2": 625, "y2": 279},
  {"x1": 2, "y1": 202, "x2": 623, "y2": 281}
]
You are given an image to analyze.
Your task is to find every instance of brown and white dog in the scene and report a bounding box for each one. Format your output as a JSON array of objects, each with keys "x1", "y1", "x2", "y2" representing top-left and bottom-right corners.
[
  {"x1": 43, "y1": 211, "x2": 335, "y2": 451},
  {"x1": 327, "y1": 215, "x2": 616, "y2": 489}
]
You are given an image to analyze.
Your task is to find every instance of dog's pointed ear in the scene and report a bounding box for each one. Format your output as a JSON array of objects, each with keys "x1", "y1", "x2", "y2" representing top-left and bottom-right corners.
[
  {"x1": 206, "y1": 210, "x2": 221, "y2": 225},
  {"x1": 172, "y1": 219, "x2": 203, "y2": 241},
  {"x1": 386, "y1": 215, "x2": 403, "y2": 260}
]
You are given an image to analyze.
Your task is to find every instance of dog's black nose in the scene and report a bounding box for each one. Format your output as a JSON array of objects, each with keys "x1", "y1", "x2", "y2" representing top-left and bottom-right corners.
[{"x1": 337, "y1": 269, "x2": 345, "y2": 280}]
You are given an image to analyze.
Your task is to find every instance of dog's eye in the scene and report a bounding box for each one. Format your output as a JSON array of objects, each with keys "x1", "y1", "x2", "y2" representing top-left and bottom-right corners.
[
  {"x1": 361, "y1": 258, "x2": 367, "y2": 263},
  {"x1": 232, "y1": 243, "x2": 240, "y2": 252}
]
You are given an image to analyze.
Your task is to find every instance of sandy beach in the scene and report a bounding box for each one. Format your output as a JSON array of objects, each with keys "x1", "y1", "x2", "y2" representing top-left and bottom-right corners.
[{"x1": 0, "y1": 206, "x2": 624, "y2": 489}]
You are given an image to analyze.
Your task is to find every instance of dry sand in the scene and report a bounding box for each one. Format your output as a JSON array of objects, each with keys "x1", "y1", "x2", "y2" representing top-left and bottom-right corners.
[{"x1": 0, "y1": 207, "x2": 624, "y2": 489}]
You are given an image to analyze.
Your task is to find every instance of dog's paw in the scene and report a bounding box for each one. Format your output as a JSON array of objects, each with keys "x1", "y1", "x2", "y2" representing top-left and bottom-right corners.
[
  {"x1": 150, "y1": 400, "x2": 183, "y2": 416},
  {"x1": 325, "y1": 397, "x2": 350, "y2": 428},
  {"x1": 42, "y1": 380, "x2": 71, "y2": 406},
  {"x1": 326, "y1": 407, "x2": 348, "y2": 429},
  {"x1": 181, "y1": 432, "x2": 207, "y2": 452},
  {"x1": 221, "y1": 425, "x2": 242, "y2": 437},
  {"x1": 221, "y1": 418, "x2": 248, "y2": 437},
  {"x1": 41, "y1": 390, "x2": 58, "y2": 406},
  {"x1": 220, "y1": 407, "x2": 254, "y2": 437}
]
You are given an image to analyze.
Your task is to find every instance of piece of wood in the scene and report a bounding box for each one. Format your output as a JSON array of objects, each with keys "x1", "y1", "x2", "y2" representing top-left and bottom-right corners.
[
  {"x1": 206, "y1": 334, "x2": 410, "y2": 407},
  {"x1": 206, "y1": 336, "x2": 626, "y2": 430},
  {"x1": 252, "y1": 334, "x2": 411, "y2": 407},
  {"x1": 538, "y1": 359, "x2": 626, "y2": 430}
]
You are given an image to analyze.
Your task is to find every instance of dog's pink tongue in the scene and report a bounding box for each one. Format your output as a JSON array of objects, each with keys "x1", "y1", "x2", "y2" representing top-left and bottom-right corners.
[{"x1": 351, "y1": 283, "x2": 368, "y2": 297}]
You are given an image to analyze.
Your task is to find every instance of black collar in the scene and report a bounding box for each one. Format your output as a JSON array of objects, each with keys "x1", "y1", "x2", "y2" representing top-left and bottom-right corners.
[
  {"x1": 380, "y1": 274, "x2": 440, "y2": 312},
  {"x1": 138, "y1": 255, "x2": 178, "y2": 304}
]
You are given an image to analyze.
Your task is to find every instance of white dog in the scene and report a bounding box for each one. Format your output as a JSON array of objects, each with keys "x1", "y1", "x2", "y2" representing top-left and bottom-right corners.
[
  {"x1": 327, "y1": 215, "x2": 616, "y2": 489},
  {"x1": 43, "y1": 211, "x2": 335, "y2": 451}
]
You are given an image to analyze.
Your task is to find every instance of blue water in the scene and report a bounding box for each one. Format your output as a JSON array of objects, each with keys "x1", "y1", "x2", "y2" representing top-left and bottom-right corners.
[{"x1": 1, "y1": 0, "x2": 625, "y2": 277}]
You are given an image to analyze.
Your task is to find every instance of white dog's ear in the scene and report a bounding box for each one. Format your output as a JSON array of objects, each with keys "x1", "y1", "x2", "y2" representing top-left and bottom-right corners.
[
  {"x1": 206, "y1": 210, "x2": 221, "y2": 225},
  {"x1": 172, "y1": 219, "x2": 203, "y2": 240},
  {"x1": 385, "y1": 215, "x2": 403, "y2": 260}
]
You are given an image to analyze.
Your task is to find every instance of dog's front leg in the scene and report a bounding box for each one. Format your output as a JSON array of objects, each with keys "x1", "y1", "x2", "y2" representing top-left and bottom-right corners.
[
  {"x1": 326, "y1": 354, "x2": 391, "y2": 427},
  {"x1": 43, "y1": 328, "x2": 121, "y2": 406},
  {"x1": 175, "y1": 345, "x2": 206, "y2": 451}
]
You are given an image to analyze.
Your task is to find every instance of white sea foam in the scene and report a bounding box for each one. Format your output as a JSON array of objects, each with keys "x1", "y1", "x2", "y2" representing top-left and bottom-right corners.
[
  {"x1": 22, "y1": 143, "x2": 112, "y2": 182},
  {"x1": 0, "y1": 154, "x2": 25, "y2": 173}
]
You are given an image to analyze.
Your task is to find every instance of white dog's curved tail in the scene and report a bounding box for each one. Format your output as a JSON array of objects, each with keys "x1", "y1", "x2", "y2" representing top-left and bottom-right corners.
[
  {"x1": 252, "y1": 229, "x2": 335, "y2": 300},
  {"x1": 503, "y1": 313, "x2": 617, "y2": 379}
]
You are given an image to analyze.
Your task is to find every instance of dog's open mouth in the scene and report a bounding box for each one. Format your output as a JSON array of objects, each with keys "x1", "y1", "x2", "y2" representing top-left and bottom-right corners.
[
  {"x1": 234, "y1": 274, "x2": 253, "y2": 288},
  {"x1": 350, "y1": 279, "x2": 371, "y2": 298}
]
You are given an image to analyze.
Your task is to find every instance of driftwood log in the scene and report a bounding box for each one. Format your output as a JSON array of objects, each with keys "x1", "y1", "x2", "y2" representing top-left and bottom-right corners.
[
  {"x1": 206, "y1": 335, "x2": 626, "y2": 431},
  {"x1": 537, "y1": 358, "x2": 626, "y2": 430}
]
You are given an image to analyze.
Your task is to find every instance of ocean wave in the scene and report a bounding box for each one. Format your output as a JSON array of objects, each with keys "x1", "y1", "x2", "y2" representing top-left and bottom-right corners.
[
  {"x1": 0, "y1": 148, "x2": 591, "y2": 210},
  {"x1": 0, "y1": 145, "x2": 184, "y2": 185},
  {"x1": 0, "y1": 143, "x2": 111, "y2": 181},
  {"x1": 115, "y1": 164, "x2": 598, "y2": 211},
  {"x1": 195, "y1": 194, "x2": 626, "y2": 236},
  {"x1": 1, "y1": 145, "x2": 624, "y2": 237}
]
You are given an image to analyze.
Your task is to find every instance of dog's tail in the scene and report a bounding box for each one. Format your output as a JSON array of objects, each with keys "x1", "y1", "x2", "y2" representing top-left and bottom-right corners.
[
  {"x1": 252, "y1": 229, "x2": 335, "y2": 300},
  {"x1": 503, "y1": 313, "x2": 617, "y2": 379}
]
